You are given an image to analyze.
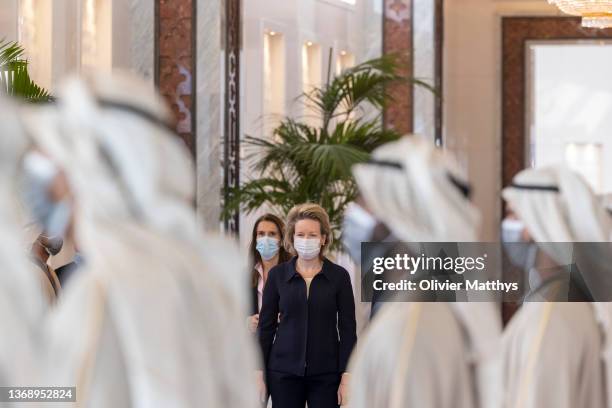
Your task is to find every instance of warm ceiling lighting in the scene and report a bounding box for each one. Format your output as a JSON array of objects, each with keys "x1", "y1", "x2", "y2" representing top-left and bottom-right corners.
[
  {"x1": 268, "y1": 31, "x2": 277, "y2": 36},
  {"x1": 306, "y1": 41, "x2": 313, "y2": 47},
  {"x1": 548, "y1": 0, "x2": 612, "y2": 28},
  {"x1": 340, "y1": 50, "x2": 347, "y2": 56}
]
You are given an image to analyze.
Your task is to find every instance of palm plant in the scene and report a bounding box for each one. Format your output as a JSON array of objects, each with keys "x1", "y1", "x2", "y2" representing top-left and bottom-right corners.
[
  {"x1": 224, "y1": 53, "x2": 435, "y2": 250},
  {"x1": 0, "y1": 39, "x2": 52, "y2": 102}
]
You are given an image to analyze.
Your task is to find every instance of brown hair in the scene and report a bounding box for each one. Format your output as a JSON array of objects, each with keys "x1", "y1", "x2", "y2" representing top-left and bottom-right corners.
[
  {"x1": 249, "y1": 213, "x2": 292, "y2": 287},
  {"x1": 284, "y1": 203, "x2": 332, "y2": 258}
]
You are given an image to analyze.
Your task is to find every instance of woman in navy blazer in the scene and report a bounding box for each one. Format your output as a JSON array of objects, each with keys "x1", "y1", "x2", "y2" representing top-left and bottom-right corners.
[{"x1": 256, "y1": 203, "x2": 357, "y2": 408}]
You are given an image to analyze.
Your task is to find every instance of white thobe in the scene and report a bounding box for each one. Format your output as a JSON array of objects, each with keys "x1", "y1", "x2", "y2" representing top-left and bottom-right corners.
[
  {"x1": 502, "y1": 302, "x2": 605, "y2": 408},
  {"x1": 348, "y1": 303, "x2": 476, "y2": 408},
  {"x1": 44, "y1": 218, "x2": 259, "y2": 408}
]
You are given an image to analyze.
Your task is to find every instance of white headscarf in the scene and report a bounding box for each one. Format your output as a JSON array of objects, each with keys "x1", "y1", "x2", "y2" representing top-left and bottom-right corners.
[
  {"x1": 22, "y1": 74, "x2": 258, "y2": 407},
  {"x1": 349, "y1": 136, "x2": 501, "y2": 408},
  {"x1": 502, "y1": 166, "x2": 610, "y2": 244},
  {"x1": 352, "y1": 135, "x2": 481, "y2": 242},
  {"x1": 503, "y1": 166, "x2": 612, "y2": 408},
  {"x1": 502, "y1": 166, "x2": 612, "y2": 298},
  {"x1": 0, "y1": 98, "x2": 48, "y2": 386},
  {"x1": 57, "y1": 72, "x2": 248, "y2": 314}
]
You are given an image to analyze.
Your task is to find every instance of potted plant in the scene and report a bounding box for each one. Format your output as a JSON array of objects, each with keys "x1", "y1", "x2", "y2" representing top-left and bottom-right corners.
[{"x1": 224, "y1": 53, "x2": 435, "y2": 250}]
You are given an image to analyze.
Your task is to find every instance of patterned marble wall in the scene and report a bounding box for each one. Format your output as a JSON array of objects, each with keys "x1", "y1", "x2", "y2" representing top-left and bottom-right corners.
[
  {"x1": 195, "y1": 0, "x2": 223, "y2": 231},
  {"x1": 383, "y1": 0, "x2": 413, "y2": 134},
  {"x1": 156, "y1": 0, "x2": 196, "y2": 157}
]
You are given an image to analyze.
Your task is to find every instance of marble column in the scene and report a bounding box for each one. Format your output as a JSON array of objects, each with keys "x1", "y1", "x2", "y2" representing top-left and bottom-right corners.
[
  {"x1": 195, "y1": 0, "x2": 224, "y2": 231},
  {"x1": 118, "y1": 0, "x2": 155, "y2": 81},
  {"x1": 412, "y1": 0, "x2": 436, "y2": 142},
  {"x1": 156, "y1": 0, "x2": 230, "y2": 232}
]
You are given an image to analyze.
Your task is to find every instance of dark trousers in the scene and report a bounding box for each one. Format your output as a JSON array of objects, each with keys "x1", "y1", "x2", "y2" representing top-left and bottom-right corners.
[{"x1": 267, "y1": 370, "x2": 340, "y2": 408}]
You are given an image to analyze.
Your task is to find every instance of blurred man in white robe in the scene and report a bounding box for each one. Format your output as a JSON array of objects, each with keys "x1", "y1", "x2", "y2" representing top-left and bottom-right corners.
[
  {"x1": 501, "y1": 166, "x2": 609, "y2": 408},
  {"x1": 346, "y1": 136, "x2": 501, "y2": 408},
  {"x1": 0, "y1": 98, "x2": 52, "y2": 393},
  {"x1": 21, "y1": 73, "x2": 259, "y2": 408}
]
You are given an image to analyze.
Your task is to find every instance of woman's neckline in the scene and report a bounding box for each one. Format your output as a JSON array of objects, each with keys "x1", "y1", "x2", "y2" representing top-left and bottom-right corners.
[{"x1": 296, "y1": 257, "x2": 323, "y2": 279}]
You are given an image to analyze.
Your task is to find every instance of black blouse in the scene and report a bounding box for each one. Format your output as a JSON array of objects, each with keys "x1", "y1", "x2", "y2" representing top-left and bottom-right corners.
[{"x1": 258, "y1": 256, "x2": 357, "y2": 376}]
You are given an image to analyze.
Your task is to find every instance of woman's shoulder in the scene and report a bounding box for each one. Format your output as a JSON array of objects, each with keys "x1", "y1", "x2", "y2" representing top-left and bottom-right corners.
[
  {"x1": 323, "y1": 258, "x2": 351, "y2": 281},
  {"x1": 268, "y1": 257, "x2": 297, "y2": 278}
]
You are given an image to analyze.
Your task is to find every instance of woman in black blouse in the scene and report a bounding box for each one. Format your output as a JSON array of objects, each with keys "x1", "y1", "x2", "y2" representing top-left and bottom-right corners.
[{"x1": 256, "y1": 203, "x2": 357, "y2": 408}]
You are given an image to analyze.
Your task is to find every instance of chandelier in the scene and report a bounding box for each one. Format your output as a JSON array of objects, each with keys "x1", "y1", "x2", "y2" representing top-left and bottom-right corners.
[{"x1": 548, "y1": 0, "x2": 612, "y2": 28}]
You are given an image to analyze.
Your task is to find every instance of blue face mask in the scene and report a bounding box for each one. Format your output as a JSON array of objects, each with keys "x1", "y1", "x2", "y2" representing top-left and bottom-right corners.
[
  {"x1": 21, "y1": 152, "x2": 72, "y2": 239},
  {"x1": 73, "y1": 252, "x2": 85, "y2": 266},
  {"x1": 256, "y1": 236, "x2": 280, "y2": 261},
  {"x1": 342, "y1": 203, "x2": 377, "y2": 263},
  {"x1": 44, "y1": 199, "x2": 72, "y2": 238},
  {"x1": 501, "y1": 218, "x2": 538, "y2": 272}
]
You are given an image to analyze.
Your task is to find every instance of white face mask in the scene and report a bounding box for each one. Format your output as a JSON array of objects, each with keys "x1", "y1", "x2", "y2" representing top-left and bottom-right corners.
[{"x1": 294, "y1": 237, "x2": 321, "y2": 260}]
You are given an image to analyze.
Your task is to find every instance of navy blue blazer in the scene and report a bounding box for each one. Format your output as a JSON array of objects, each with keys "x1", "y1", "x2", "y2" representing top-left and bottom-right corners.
[{"x1": 258, "y1": 256, "x2": 357, "y2": 377}]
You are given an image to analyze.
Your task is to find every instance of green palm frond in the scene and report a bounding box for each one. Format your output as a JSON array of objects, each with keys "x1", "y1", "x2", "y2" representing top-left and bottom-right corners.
[
  {"x1": 303, "y1": 54, "x2": 402, "y2": 131},
  {"x1": 0, "y1": 39, "x2": 52, "y2": 102},
  {"x1": 225, "y1": 53, "x2": 437, "y2": 249},
  {"x1": 0, "y1": 41, "x2": 25, "y2": 66}
]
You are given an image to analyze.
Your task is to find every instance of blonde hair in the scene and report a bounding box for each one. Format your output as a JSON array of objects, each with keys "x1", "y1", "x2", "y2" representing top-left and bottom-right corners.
[{"x1": 284, "y1": 203, "x2": 333, "y2": 257}]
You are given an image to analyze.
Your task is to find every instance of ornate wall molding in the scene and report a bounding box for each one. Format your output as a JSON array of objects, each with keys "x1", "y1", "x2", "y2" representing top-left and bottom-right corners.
[
  {"x1": 223, "y1": 0, "x2": 241, "y2": 234},
  {"x1": 156, "y1": 0, "x2": 196, "y2": 157},
  {"x1": 383, "y1": 0, "x2": 413, "y2": 135},
  {"x1": 434, "y1": 0, "x2": 443, "y2": 145},
  {"x1": 502, "y1": 16, "x2": 612, "y2": 187}
]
